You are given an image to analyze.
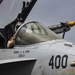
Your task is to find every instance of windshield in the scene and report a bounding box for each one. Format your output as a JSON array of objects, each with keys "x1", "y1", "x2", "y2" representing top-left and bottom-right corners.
[{"x1": 16, "y1": 21, "x2": 61, "y2": 45}]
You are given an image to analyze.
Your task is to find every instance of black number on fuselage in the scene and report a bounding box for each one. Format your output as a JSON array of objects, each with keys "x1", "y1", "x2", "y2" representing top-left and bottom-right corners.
[
  {"x1": 49, "y1": 55, "x2": 68, "y2": 69},
  {"x1": 49, "y1": 55, "x2": 54, "y2": 69},
  {"x1": 62, "y1": 55, "x2": 68, "y2": 68},
  {"x1": 55, "y1": 55, "x2": 61, "y2": 69}
]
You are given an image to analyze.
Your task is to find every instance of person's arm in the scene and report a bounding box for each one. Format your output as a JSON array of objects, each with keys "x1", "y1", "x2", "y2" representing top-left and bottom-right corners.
[{"x1": 7, "y1": 34, "x2": 16, "y2": 48}]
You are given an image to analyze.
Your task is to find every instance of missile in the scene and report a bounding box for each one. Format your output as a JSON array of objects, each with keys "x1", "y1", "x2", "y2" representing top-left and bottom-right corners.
[{"x1": 48, "y1": 21, "x2": 75, "y2": 34}]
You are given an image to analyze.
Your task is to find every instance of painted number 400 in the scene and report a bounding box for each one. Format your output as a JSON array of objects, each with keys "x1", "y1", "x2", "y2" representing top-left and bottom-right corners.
[{"x1": 49, "y1": 55, "x2": 68, "y2": 69}]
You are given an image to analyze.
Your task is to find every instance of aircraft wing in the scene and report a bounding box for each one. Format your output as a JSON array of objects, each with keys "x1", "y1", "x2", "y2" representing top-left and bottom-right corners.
[{"x1": 0, "y1": 58, "x2": 36, "y2": 75}]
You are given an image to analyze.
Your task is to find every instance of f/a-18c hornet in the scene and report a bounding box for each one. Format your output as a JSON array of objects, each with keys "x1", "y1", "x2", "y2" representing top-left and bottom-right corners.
[{"x1": 0, "y1": 0, "x2": 75, "y2": 75}]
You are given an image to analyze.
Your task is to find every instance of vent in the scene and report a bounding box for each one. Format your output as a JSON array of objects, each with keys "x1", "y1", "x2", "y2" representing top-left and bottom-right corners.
[{"x1": 64, "y1": 43, "x2": 73, "y2": 47}]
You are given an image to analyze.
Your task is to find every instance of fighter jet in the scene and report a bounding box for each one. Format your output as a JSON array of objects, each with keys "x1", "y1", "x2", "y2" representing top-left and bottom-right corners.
[{"x1": 0, "y1": 0, "x2": 75, "y2": 75}]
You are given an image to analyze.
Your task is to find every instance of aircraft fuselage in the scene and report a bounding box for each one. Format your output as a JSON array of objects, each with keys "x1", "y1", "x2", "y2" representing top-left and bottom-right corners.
[{"x1": 0, "y1": 39, "x2": 75, "y2": 75}]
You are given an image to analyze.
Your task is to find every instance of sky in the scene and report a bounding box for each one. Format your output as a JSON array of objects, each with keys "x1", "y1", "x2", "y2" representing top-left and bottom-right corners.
[{"x1": 0, "y1": 0, "x2": 75, "y2": 42}]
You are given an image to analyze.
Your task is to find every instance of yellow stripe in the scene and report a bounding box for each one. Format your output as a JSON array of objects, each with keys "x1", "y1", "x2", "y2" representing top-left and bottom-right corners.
[{"x1": 67, "y1": 22, "x2": 75, "y2": 27}]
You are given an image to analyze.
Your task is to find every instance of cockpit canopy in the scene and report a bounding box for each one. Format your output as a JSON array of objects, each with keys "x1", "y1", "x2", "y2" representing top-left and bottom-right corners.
[{"x1": 16, "y1": 21, "x2": 61, "y2": 45}]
